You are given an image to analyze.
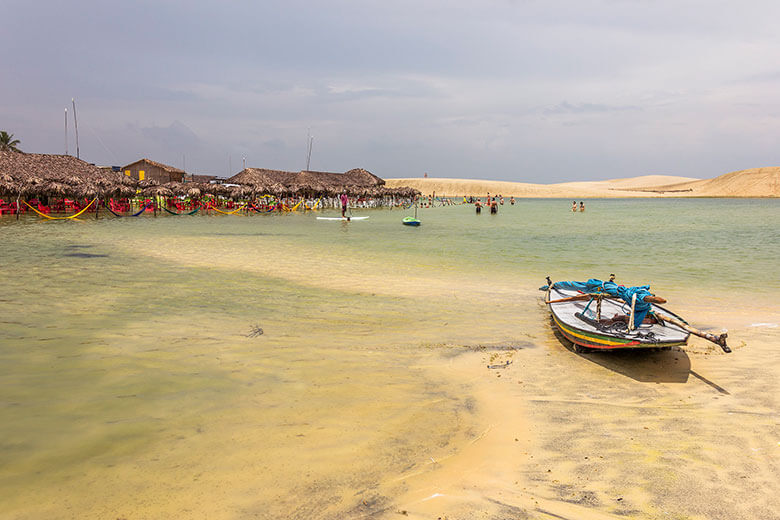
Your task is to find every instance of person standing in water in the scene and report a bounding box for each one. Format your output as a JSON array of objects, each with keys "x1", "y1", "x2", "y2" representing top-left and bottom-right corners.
[
  {"x1": 340, "y1": 192, "x2": 349, "y2": 217},
  {"x1": 572, "y1": 201, "x2": 577, "y2": 212},
  {"x1": 580, "y1": 201, "x2": 585, "y2": 212}
]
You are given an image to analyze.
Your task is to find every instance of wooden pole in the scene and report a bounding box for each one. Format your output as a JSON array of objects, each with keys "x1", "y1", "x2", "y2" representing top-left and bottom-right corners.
[
  {"x1": 546, "y1": 293, "x2": 667, "y2": 305},
  {"x1": 653, "y1": 310, "x2": 730, "y2": 353}
]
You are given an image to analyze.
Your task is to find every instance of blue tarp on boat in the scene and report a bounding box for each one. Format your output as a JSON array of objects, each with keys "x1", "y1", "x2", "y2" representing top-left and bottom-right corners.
[{"x1": 553, "y1": 279, "x2": 655, "y2": 328}]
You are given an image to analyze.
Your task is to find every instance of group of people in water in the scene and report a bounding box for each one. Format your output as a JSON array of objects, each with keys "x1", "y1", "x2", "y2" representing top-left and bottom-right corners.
[
  {"x1": 472, "y1": 193, "x2": 515, "y2": 214},
  {"x1": 572, "y1": 201, "x2": 586, "y2": 212}
]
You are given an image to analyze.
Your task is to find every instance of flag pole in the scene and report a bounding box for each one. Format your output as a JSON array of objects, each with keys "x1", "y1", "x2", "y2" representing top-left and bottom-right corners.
[{"x1": 72, "y1": 98, "x2": 80, "y2": 159}]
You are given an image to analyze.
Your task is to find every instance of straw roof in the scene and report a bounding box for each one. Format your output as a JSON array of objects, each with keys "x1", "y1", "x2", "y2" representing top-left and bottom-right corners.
[
  {"x1": 342, "y1": 168, "x2": 385, "y2": 187},
  {"x1": 226, "y1": 166, "x2": 405, "y2": 196},
  {"x1": 0, "y1": 151, "x2": 134, "y2": 197},
  {"x1": 123, "y1": 158, "x2": 185, "y2": 174},
  {"x1": 227, "y1": 168, "x2": 289, "y2": 195}
]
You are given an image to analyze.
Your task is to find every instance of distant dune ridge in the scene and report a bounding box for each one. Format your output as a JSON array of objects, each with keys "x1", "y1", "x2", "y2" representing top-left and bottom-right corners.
[{"x1": 385, "y1": 167, "x2": 780, "y2": 198}]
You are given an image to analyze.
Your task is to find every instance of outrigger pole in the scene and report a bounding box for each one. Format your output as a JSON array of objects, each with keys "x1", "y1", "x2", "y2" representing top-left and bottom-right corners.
[{"x1": 652, "y1": 311, "x2": 730, "y2": 353}]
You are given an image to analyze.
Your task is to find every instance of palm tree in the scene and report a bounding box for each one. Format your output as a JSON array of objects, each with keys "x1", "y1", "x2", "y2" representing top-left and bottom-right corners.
[{"x1": 0, "y1": 131, "x2": 22, "y2": 152}]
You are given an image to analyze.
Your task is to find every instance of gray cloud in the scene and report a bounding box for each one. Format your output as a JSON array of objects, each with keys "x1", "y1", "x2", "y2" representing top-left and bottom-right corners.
[{"x1": 2, "y1": 0, "x2": 780, "y2": 181}]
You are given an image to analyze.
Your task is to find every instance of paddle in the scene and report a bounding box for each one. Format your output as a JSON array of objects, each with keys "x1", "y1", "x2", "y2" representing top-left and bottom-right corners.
[{"x1": 652, "y1": 311, "x2": 731, "y2": 353}]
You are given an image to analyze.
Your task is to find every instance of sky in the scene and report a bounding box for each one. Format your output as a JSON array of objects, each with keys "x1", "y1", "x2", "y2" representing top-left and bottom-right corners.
[{"x1": 2, "y1": 0, "x2": 780, "y2": 182}]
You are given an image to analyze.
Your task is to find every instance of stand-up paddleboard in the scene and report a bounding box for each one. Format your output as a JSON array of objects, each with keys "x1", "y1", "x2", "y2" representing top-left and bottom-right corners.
[{"x1": 316, "y1": 216, "x2": 369, "y2": 221}]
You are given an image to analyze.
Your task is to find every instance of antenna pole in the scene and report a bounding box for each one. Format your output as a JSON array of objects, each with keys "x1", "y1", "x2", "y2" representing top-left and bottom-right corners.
[
  {"x1": 71, "y1": 98, "x2": 80, "y2": 159},
  {"x1": 64, "y1": 108, "x2": 68, "y2": 155},
  {"x1": 306, "y1": 135, "x2": 314, "y2": 171}
]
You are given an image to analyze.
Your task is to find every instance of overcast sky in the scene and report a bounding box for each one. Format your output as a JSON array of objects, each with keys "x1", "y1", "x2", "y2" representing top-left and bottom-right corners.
[{"x1": 2, "y1": 0, "x2": 780, "y2": 181}]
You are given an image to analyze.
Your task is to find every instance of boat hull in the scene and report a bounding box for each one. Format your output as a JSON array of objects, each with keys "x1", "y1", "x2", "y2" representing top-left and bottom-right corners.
[{"x1": 546, "y1": 284, "x2": 690, "y2": 351}]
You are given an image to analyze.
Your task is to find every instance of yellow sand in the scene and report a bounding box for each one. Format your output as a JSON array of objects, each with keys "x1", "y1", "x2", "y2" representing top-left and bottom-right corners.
[{"x1": 387, "y1": 167, "x2": 780, "y2": 197}]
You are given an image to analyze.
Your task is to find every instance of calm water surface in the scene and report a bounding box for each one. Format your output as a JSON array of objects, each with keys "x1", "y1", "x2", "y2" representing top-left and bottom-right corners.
[{"x1": 0, "y1": 198, "x2": 778, "y2": 518}]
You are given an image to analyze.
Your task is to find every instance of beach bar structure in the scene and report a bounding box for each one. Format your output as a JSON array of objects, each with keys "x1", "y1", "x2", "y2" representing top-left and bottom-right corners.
[
  {"x1": 121, "y1": 158, "x2": 185, "y2": 183},
  {"x1": 226, "y1": 167, "x2": 414, "y2": 197},
  {"x1": 0, "y1": 151, "x2": 134, "y2": 200}
]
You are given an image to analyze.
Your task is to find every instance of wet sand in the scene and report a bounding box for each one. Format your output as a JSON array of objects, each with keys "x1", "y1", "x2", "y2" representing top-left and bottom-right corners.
[
  {"x1": 118, "y1": 231, "x2": 780, "y2": 519},
  {"x1": 381, "y1": 312, "x2": 780, "y2": 520}
]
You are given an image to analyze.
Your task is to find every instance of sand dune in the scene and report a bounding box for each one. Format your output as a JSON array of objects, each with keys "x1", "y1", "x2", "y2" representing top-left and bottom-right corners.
[
  {"x1": 614, "y1": 166, "x2": 780, "y2": 197},
  {"x1": 386, "y1": 168, "x2": 780, "y2": 197}
]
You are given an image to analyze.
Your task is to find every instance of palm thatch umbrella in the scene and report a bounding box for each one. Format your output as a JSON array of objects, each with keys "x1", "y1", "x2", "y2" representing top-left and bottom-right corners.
[
  {"x1": 289, "y1": 170, "x2": 333, "y2": 196},
  {"x1": 342, "y1": 168, "x2": 385, "y2": 187},
  {"x1": 227, "y1": 168, "x2": 289, "y2": 196}
]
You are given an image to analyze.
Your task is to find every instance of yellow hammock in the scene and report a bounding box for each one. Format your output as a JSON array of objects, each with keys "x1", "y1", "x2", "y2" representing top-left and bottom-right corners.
[
  {"x1": 208, "y1": 203, "x2": 247, "y2": 215},
  {"x1": 306, "y1": 197, "x2": 322, "y2": 210},
  {"x1": 24, "y1": 198, "x2": 97, "y2": 220},
  {"x1": 285, "y1": 200, "x2": 303, "y2": 212}
]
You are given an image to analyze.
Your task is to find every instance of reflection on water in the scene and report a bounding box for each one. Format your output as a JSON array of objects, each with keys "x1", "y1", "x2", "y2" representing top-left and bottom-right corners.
[{"x1": 1, "y1": 199, "x2": 778, "y2": 518}]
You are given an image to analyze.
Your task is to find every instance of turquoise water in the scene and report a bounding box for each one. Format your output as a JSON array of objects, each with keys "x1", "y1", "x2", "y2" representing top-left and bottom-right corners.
[{"x1": 0, "y1": 198, "x2": 778, "y2": 518}]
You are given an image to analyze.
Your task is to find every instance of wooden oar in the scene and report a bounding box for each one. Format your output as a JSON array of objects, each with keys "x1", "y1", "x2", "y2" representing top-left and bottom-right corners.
[
  {"x1": 545, "y1": 293, "x2": 667, "y2": 304},
  {"x1": 653, "y1": 311, "x2": 731, "y2": 353}
]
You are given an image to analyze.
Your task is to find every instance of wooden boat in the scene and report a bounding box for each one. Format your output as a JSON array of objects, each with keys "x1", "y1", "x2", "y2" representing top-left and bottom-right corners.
[
  {"x1": 403, "y1": 203, "x2": 421, "y2": 226},
  {"x1": 545, "y1": 280, "x2": 690, "y2": 352}
]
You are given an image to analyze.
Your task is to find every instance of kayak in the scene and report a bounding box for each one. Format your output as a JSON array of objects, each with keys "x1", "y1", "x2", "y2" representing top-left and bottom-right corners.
[
  {"x1": 402, "y1": 216, "x2": 421, "y2": 226},
  {"x1": 544, "y1": 279, "x2": 690, "y2": 352}
]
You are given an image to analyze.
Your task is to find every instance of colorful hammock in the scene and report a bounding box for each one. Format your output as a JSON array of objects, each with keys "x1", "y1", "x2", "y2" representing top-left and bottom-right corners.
[
  {"x1": 24, "y1": 198, "x2": 97, "y2": 220},
  {"x1": 205, "y1": 203, "x2": 247, "y2": 215},
  {"x1": 250, "y1": 204, "x2": 276, "y2": 213},
  {"x1": 105, "y1": 202, "x2": 151, "y2": 218},
  {"x1": 162, "y1": 206, "x2": 200, "y2": 216}
]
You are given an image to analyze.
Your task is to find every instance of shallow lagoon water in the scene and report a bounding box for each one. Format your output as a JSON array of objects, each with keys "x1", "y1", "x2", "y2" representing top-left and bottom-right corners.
[{"x1": 1, "y1": 199, "x2": 778, "y2": 518}]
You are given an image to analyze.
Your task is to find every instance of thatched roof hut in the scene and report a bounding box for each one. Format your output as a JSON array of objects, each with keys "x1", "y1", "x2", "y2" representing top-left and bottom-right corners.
[
  {"x1": 227, "y1": 168, "x2": 289, "y2": 195},
  {"x1": 0, "y1": 151, "x2": 134, "y2": 198},
  {"x1": 226, "y1": 166, "x2": 411, "y2": 197}
]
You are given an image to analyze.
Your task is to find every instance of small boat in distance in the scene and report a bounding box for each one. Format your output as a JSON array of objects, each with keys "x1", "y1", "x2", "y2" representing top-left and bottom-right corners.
[
  {"x1": 542, "y1": 276, "x2": 730, "y2": 353},
  {"x1": 403, "y1": 202, "x2": 421, "y2": 226}
]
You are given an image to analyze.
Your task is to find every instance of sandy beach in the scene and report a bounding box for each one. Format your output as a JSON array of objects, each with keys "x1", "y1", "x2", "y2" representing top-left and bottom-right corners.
[{"x1": 386, "y1": 167, "x2": 780, "y2": 198}]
